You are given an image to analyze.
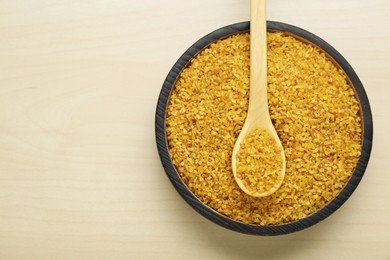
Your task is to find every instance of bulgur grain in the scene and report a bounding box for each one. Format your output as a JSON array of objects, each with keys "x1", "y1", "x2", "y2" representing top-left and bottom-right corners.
[
  {"x1": 236, "y1": 129, "x2": 283, "y2": 194},
  {"x1": 166, "y1": 32, "x2": 362, "y2": 225}
]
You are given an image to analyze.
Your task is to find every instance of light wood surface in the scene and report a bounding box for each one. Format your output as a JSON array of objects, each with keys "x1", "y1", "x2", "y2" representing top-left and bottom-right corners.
[{"x1": 0, "y1": 0, "x2": 389, "y2": 259}]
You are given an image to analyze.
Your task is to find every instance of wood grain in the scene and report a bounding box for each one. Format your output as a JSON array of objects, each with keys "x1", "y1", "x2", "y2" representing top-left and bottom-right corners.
[{"x1": 0, "y1": 0, "x2": 389, "y2": 259}]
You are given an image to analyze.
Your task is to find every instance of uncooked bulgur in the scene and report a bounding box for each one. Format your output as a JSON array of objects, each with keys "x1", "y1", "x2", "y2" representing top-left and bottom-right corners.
[
  {"x1": 166, "y1": 32, "x2": 362, "y2": 225},
  {"x1": 236, "y1": 128, "x2": 283, "y2": 194}
]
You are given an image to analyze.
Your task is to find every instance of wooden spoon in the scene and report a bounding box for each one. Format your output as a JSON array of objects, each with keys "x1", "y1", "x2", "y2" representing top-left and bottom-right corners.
[{"x1": 232, "y1": 0, "x2": 286, "y2": 197}]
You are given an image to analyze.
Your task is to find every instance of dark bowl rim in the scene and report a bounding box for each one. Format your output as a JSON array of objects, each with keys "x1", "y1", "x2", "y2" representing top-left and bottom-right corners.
[{"x1": 155, "y1": 21, "x2": 373, "y2": 235}]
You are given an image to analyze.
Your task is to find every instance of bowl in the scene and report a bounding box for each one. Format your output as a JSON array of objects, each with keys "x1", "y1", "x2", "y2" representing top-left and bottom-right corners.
[{"x1": 155, "y1": 21, "x2": 373, "y2": 235}]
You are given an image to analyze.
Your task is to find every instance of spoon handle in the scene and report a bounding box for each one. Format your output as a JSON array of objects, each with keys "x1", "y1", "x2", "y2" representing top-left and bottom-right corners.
[{"x1": 249, "y1": 0, "x2": 269, "y2": 121}]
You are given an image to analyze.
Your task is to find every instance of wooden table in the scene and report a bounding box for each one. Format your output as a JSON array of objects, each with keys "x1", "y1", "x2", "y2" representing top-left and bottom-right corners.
[{"x1": 1, "y1": 0, "x2": 389, "y2": 259}]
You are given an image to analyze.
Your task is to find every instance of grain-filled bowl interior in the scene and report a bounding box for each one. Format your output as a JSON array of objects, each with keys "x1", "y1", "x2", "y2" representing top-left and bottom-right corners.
[{"x1": 155, "y1": 21, "x2": 373, "y2": 235}]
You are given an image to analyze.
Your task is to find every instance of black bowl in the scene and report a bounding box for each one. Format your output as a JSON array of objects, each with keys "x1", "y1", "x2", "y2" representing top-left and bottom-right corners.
[{"x1": 155, "y1": 21, "x2": 373, "y2": 235}]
